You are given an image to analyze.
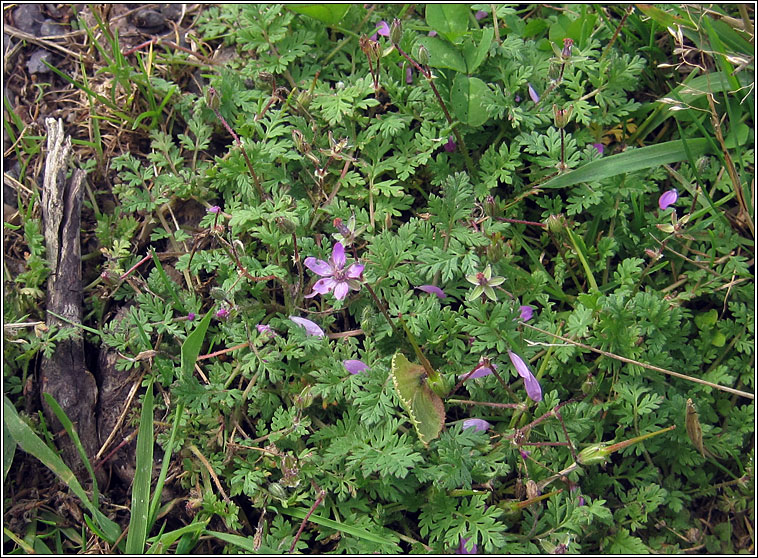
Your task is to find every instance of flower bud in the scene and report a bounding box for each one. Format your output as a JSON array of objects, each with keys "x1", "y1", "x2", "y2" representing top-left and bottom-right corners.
[
  {"x1": 577, "y1": 443, "x2": 609, "y2": 466},
  {"x1": 553, "y1": 104, "x2": 573, "y2": 129},
  {"x1": 296, "y1": 89, "x2": 311, "y2": 110},
  {"x1": 416, "y1": 44, "x2": 430, "y2": 66},
  {"x1": 428, "y1": 373, "x2": 450, "y2": 398},
  {"x1": 275, "y1": 216, "x2": 297, "y2": 234},
  {"x1": 205, "y1": 87, "x2": 220, "y2": 111},
  {"x1": 545, "y1": 213, "x2": 566, "y2": 235},
  {"x1": 292, "y1": 129, "x2": 308, "y2": 154},
  {"x1": 210, "y1": 287, "x2": 229, "y2": 302},
  {"x1": 267, "y1": 482, "x2": 288, "y2": 502},
  {"x1": 294, "y1": 386, "x2": 314, "y2": 410},
  {"x1": 561, "y1": 37, "x2": 574, "y2": 59},
  {"x1": 390, "y1": 18, "x2": 403, "y2": 44}
]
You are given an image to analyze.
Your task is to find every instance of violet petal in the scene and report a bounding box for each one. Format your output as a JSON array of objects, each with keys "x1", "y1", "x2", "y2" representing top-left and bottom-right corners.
[
  {"x1": 333, "y1": 281, "x2": 349, "y2": 300},
  {"x1": 459, "y1": 362, "x2": 496, "y2": 380},
  {"x1": 344, "y1": 359, "x2": 369, "y2": 374},
  {"x1": 475, "y1": 10, "x2": 488, "y2": 20},
  {"x1": 331, "y1": 242, "x2": 346, "y2": 269},
  {"x1": 289, "y1": 316, "x2": 325, "y2": 337},
  {"x1": 592, "y1": 142, "x2": 604, "y2": 155},
  {"x1": 658, "y1": 189, "x2": 678, "y2": 210},
  {"x1": 508, "y1": 350, "x2": 542, "y2": 402},
  {"x1": 417, "y1": 285, "x2": 447, "y2": 299},
  {"x1": 519, "y1": 305, "x2": 534, "y2": 322},
  {"x1": 462, "y1": 418, "x2": 491, "y2": 432},
  {"x1": 457, "y1": 536, "x2": 478, "y2": 554},
  {"x1": 345, "y1": 263, "x2": 364, "y2": 279},
  {"x1": 376, "y1": 20, "x2": 390, "y2": 37},
  {"x1": 528, "y1": 83, "x2": 540, "y2": 103},
  {"x1": 304, "y1": 257, "x2": 333, "y2": 276},
  {"x1": 312, "y1": 277, "x2": 336, "y2": 294}
]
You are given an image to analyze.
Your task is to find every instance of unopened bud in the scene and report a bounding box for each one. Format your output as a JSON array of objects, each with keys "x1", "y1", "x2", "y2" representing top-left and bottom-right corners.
[
  {"x1": 292, "y1": 129, "x2": 308, "y2": 154},
  {"x1": 545, "y1": 213, "x2": 566, "y2": 235},
  {"x1": 296, "y1": 89, "x2": 311, "y2": 110},
  {"x1": 268, "y1": 482, "x2": 287, "y2": 501},
  {"x1": 416, "y1": 44, "x2": 430, "y2": 66},
  {"x1": 561, "y1": 37, "x2": 574, "y2": 59},
  {"x1": 210, "y1": 287, "x2": 229, "y2": 302},
  {"x1": 275, "y1": 216, "x2": 297, "y2": 234},
  {"x1": 205, "y1": 87, "x2": 220, "y2": 111},
  {"x1": 294, "y1": 386, "x2": 314, "y2": 410},
  {"x1": 390, "y1": 18, "x2": 403, "y2": 44},
  {"x1": 553, "y1": 104, "x2": 573, "y2": 128}
]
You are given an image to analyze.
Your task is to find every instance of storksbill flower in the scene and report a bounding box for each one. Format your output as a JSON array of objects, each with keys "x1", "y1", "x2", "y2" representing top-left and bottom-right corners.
[{"x1": 304, "y1": 242, "x2": 364, "y2": 300}]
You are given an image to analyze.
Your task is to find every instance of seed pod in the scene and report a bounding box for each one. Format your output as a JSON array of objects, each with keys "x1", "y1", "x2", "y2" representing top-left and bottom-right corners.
[
  {"x1": 685, "y1": 398, "x2": 705, "y2": 457},
  {"x1": 390, "y1": 18, "x2": 403, "y2": 44}
]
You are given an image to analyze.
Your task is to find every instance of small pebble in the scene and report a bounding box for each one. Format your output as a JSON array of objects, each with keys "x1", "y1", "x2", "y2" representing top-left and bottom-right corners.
[
  {"x1": 13, "y1": 4, "x2": 43, "y2": 35},
  {"x1": 26, "y1": 49, "x2": 53, "y2": 74}
]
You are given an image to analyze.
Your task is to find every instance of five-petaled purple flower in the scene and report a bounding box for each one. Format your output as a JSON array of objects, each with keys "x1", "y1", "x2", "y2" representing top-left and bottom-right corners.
[
  {"x1": 207, "y1": 205, "x2": 221, "y2": 214},
  {"x1": 658, "y1": 189, "x2": 678, "y2": 210},
  {"x1": 463, "y1": 418, "x2": 491, "y2": 432},
  {"x1": 216, "y1": 308, "x2": 230, "y2": 320},
  {"x1": 508, "y1": 350, "x2": 542, "y2": 402},
  {"x1": 187, "y1": 312, "x2": 196, "y2": 321},
  {"x1": 592, "y1": 143, "x2": 604, "y2": 155},
  {"x1": 304, "y1": 242, "x2": 364, "y2": 300}
]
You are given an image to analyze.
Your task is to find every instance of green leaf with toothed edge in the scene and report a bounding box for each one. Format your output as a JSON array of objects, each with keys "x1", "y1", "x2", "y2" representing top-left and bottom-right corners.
[{"x1": 391, "y1": 352, "x2": 445, "y2": 445}]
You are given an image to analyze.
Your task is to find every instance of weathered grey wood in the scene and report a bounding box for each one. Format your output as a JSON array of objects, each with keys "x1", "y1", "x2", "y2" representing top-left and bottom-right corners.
[{"x1": 39, "y1": 118, "x2": 100, "y2": 481}]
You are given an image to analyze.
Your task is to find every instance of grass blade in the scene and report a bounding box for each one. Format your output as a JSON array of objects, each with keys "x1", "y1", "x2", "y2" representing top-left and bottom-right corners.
[
  {"x1": 280, "y1": 507, "x2": 400, "y2": 546},
  {"x1": 3, "y1": 396, "x2": 121, "y2": 543},
  {"x1": 539, "y1": 138, "x2": 710, "y2": 189},
  {"x1": 125, "y1": 379, "x2": 155, "y2": 554},
  {"x1": 42, "y1": 393, "x2": 100, "y2": 508}
]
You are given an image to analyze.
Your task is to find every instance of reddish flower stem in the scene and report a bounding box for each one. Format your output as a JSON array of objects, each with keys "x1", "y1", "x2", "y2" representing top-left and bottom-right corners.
[{"x1": 289, "y1": 490, "x2": 326, "y2": 553}]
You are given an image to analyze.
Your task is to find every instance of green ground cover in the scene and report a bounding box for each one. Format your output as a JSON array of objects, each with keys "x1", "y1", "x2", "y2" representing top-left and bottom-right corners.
[{"x1": 3, "y1": 4, "x2": 754, "y2": 554}]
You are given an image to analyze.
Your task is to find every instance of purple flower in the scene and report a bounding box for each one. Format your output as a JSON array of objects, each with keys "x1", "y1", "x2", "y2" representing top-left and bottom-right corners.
[
  {"x1": 658, "y1": 189, "x2": 678, "y2": 210},
  {"x1": 289, "y1": 316, "x2": 325, "y2": 337},
  {"x1": 416, "y1": 285, "x2": 447, "y2": 299},
  {"x1": 475, "y1": 10, "x2": 488, "y2": 20},
  {"x1": 406, "y1": 66, "x2": 413, "y2": 84},
  {"x1": 207, "y1": 205, "x2": 221, "y2": 214},
  {"x1": 216, "y1": 308, "x2": 230, "y2": 320},
  {"x1": 463, "y1": 418, "x2": 491, "y2": 432},
  {"x1": 578, "y1": 496, "x2": 585, "y2": 507},
  {"x1": 592, "y1": 143, "x2": 604, "y2": 155},
  {"x1": 187, "y1": 312, "x2": 196, "y2": 321},
  {"x1": 527, "y1": 83, "x2": 540, "y2": 103},
  {"x1": 508, "y1": 350, "x2": 542, "y2": 402},
  {"x1": 344, "y1": 359, "x2": 370, "y2": 374},
  {"x1": 443, "y1": 135, "x2": 456, "y2": 152},
  {"x1": 519, "y1": 449, "x2": 531, "y2": 460},
  {"x1": 457, "y1": 536, "x2": 477, "y2": 554},
  {"x1": 459, "y1": 360, "x2": 497, "y2": 380},
  {"x1": 519, "y1": 305, "x2": 534, "y2": 322},
  {"x1": 304, "y1": 242, "x2": 364, "y2": 300},
  {"x1": 428, "y1": 30, "x2": 437, "y2": 37},
  {"x1": 370, "y1": 20, "x2": 390, "y2": 41}
]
